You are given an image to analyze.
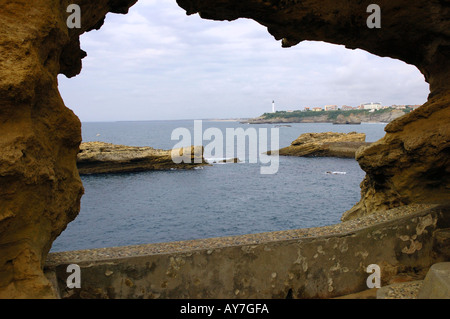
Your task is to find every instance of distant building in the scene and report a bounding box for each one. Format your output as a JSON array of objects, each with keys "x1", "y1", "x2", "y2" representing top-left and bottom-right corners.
[
  {"x1": 304, "y1": 107, "x2": 310, "y2": 111},
  {"x1": 341, "y1": 105, "x2": 354, "y2": 111},
  {"x1": 312, "y1": 107, "x2": 323, "y2": 112},
  {"x1": 360, "y1": 102, "x2": 382, "y2": 110},
  {"x1": 324, "y1": 105, "x2": 338, "y2": 111},
  {"x1": 391, "y1": 104, "x2": 406, "y2": 110}
]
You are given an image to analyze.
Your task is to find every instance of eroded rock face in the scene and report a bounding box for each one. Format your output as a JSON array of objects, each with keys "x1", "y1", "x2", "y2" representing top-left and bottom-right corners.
[
  {"x1": 175, "y1": 0, "x2": 450, "y2": 220},
  {"x1": 0, "y1": 0, "x2": 137, "y2": 298},
  {"x1": 342, "y1": 97, "x2": 450, "y2": 220}
]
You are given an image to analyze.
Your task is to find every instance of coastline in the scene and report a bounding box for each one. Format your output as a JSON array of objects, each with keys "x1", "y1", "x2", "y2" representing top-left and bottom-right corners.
[
  {"x1": 205, "y1": 118, "x2": 248, "y2": 122},
  {"x1": 241, "y1": 109, "x2": 406, "y2": 124}
]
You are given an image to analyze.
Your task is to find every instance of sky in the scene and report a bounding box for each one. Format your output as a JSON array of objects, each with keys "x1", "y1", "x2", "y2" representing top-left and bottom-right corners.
[{"x1": 58, "y1": 0, "x2": 430, "y2": 122}]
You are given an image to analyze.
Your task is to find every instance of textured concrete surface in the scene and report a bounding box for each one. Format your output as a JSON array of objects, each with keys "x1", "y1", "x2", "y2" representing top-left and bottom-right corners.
[
  {"x1": 377, "y1": 281, "x2": 423, "y2": 299},
  {"x1": 45, "y1": 204, "x2": 449, "y2": 299},
  {"x1": 417, "y1": 263, "x2": 450, "y2": 299}
]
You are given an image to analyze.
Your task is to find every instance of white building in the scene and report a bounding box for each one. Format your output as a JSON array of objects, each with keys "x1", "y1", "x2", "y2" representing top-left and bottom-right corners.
[
  {"x1": 361, "y1": 102, "x2": 382, "y2": 110},
  {"x1": 324, "y1": 105, "x2": 338, "y2": 111}
]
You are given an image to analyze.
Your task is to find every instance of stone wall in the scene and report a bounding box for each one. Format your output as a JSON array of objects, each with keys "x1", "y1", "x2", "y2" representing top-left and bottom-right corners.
[{"x1": 45, "y1": 205, "x2": 450, "y2": 299}]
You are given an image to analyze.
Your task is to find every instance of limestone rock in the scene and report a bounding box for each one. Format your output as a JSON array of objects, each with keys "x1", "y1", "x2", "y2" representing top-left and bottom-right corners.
[
  {"x1": 333, "y1": 114, "x2": 361, "y2": 125},
  {"x1": 77, "y1": 142, "x2": 207, "y2": 174},
  {"x1": 276, "y1": 132, "x2": 369, "y2": 158},
  {"x1": 417, "y1": 263, "x2": 450, "y2": 299},
  {"x1": 342, "y1": 97, "x2": 450, "y2": 221},
  {"x1": 0, "y1": 0, "x2": 138, "y2": 299}
]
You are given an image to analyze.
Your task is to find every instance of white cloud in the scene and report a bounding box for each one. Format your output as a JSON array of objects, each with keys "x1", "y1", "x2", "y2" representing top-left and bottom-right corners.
[{"x1": 58, "y1": 1, "x2": 430, "y2": 121}]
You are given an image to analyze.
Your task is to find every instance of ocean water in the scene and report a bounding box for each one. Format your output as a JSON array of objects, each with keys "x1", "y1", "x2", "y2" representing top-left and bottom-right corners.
[{"x1": 50, "y1": 121, "x2": 387, "y2": 252}]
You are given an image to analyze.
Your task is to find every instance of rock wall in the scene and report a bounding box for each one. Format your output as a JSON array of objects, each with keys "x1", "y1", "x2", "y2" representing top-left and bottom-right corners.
[
  {"x1": 0, "y1": 0, "x2": 137, "y2": 298},
  {"x1": 343, "y1": 97, "x2": 450, "y2": 220},
  {"x1": 175, "y1": 0, "x2": 450, "y2": 219},
  {"x1": 0, "y1": 0, "x2": 448, "y2": 298}
]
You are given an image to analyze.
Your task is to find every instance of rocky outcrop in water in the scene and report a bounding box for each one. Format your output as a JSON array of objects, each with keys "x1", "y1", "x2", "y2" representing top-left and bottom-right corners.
[
  {"x1": 275, "y1": 132, "x2": 369, "y2": 158},
  {"x1": 77, "y1": 142, "x2": 208, "y2": 175}
]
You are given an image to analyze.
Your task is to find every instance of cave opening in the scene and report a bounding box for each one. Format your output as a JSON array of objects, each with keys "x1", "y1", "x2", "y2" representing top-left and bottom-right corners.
[{"x1": 53, "y1": 0, "x2": 430, "y2": 253}]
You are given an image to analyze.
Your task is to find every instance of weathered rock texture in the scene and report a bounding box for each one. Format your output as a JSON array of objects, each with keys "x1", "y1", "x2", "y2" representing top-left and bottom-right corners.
[
  {"x1": 0, "y1": 0, "x2": 138, "y2": 298},
  {"x1": 333, "y1": 113, "x2": 362, "y2": 125},
  {"x1": 175, "y1": 0, "x2": 450, "y2": 220},
  {"x1": 77, "y1": 142, "x2": 207, "y2": 175},
  {"x1": 275, "y1": 132, "x2": 369, "y2": 158},
  {"x1": 417, "y1": 262, "x2": 450, "y2": 299},
  {"x1": 1, "y1": 0, "x2": 449, "y2": 298}
]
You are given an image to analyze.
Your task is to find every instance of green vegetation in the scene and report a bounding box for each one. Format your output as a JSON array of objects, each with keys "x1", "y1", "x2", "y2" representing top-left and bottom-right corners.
[
  {"x1": 262, "y1": 110, "x2": 314, "y2": 120},
  {"x1": 261, "y1": 108, "x2": 407, "y2": 121}
]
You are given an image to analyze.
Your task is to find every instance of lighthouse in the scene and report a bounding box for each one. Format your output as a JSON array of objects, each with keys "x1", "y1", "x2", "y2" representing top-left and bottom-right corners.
[{"x1": 272, "y1": 100, "x2": 275, "y2": 113}]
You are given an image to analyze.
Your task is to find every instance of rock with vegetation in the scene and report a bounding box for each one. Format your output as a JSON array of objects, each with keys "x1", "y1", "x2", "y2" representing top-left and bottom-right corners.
[{"x1": 244, "y1": 109, "x2": 406, "y2": 124}]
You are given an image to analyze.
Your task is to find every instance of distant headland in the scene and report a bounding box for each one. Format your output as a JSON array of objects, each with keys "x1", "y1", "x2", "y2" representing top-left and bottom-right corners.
[{"x1": 241, "y1": 105, "x2": 419, "y2": 124}]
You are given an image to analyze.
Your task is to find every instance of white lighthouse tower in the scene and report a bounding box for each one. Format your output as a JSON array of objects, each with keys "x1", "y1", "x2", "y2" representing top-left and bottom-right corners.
[{"x1": 272, "y1": 100, "x2": 275, "y2": 113}]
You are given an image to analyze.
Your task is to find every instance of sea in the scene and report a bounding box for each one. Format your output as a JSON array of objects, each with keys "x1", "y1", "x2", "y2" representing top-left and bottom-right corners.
[{"x1": 50, "y1": 120, "x2": 387, "y2": 252}]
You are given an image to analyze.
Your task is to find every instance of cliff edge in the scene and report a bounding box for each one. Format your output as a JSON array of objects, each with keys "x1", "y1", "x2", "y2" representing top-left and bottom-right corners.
[{"x1": 245, "y1": 109, "x2": 406, "y2": 124}]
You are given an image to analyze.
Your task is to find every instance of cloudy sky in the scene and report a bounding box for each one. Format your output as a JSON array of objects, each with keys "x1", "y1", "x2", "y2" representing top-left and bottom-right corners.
[{"x1": 58, "y1": 0, "x2": 430, "y2": 122}]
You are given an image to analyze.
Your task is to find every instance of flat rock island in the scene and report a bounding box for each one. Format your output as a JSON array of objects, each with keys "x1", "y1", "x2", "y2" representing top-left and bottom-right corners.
[
  {"x1": 77, "y1": 142, "x2": 208, "y2": 175},
  {"x1": 272, "y1": 132, "x2": 370, "y2": 158}
]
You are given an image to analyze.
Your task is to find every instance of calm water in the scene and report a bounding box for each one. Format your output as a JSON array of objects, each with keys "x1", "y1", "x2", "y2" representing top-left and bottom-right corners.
[{"x1": 50, "y1": 121, "x2": 387, "y2": 252}]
